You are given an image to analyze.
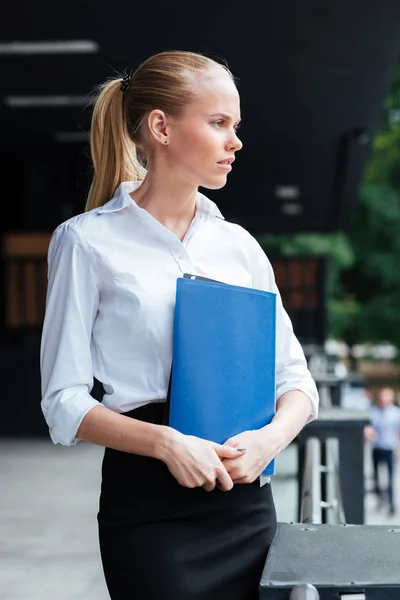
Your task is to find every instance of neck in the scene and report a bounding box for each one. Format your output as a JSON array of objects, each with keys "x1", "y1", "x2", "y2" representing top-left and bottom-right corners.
[{"x1": 131, "y1": 170, "x2": 198, "y2": 229}]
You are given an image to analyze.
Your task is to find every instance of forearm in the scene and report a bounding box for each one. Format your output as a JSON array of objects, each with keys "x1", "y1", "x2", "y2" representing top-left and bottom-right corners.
[
  {"x1": 260, "y1": 390, "x2": 313, "y2": 452},
  {"x1": 76, "y1": 404, "x2": 173, "y2": 460}
]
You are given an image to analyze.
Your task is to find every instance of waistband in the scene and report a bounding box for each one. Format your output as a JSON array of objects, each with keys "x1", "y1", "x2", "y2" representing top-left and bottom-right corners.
[{"x1": 122, "y1": 401, "x2": 166, "y2": 425}]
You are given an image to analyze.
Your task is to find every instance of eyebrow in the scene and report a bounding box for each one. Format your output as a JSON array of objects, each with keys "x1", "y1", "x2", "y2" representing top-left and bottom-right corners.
[{"x1": 209, "y1": 112, "x2": 241, "y2": 124}]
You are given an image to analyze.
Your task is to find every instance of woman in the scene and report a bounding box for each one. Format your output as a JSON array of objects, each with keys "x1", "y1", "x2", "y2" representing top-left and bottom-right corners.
[{"x1": 40, "y1": 50, "x2": 319, "y2": 599}]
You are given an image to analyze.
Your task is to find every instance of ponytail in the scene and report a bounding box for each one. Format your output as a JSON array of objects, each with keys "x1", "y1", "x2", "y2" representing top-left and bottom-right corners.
[{"x1": 85, "y1": 78, "x2": 146, "y2": 212}]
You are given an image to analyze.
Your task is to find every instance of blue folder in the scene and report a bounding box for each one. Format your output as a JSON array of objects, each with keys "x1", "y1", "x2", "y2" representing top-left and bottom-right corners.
[{"x1": 168, "y1": 274, "x2": 277, "y2": 476}]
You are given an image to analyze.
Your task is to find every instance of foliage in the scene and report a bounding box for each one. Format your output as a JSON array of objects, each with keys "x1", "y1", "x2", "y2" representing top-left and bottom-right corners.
[
  {"x1": 364, "y1": 66, "x2": 400, "y2": 188},
  {"x1": 341, "y1": 62, "x2": 400, "y2": 350},
  {"x1": 340, "y1": 183, "x2": 400, "y2": 349}
]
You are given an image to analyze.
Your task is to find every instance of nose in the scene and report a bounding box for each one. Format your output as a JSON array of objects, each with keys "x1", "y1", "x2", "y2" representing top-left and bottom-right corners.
[{"x1": 227, "y1": 130, "x2": 243, "y2": 152}]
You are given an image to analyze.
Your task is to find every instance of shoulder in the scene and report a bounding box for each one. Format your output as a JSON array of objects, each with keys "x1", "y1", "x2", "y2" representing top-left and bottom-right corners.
[
  {"x1": 48, "y1": 209, "x2": 100, "y2": 257},
  {"x1": 214, "y1": 217, "x2": 272, "y2": 263},
  {"x1": 211, "y1": 217, "x2": 275, "y2": 290},
  {"x1": 51, "y1": 208, "x2": 101, "y2": 242}
]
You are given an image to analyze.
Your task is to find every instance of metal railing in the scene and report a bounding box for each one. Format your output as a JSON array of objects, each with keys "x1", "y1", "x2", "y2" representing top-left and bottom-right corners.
[
  {"x1": 300, "y1": 436, "x2": 346, "y2": 525},
  {"x1": 294, "y1": 438, "x2": 350, "y2": 598},
  {"x1": 324, "y1": 437, "x2": 346, "y2": 525},
  {"x1": 299, "y1": 437, "x2": 322, "y2": 524}
]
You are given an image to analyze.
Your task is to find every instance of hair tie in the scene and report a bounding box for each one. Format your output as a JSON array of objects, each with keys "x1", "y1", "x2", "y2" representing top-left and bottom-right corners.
[{"x1": 120, "y1": 73, "x2": 131, "y2": 93}]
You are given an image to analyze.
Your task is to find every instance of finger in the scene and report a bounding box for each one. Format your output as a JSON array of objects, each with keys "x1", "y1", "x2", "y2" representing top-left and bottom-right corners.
[
  {"x1": 232, "y1": 477, "x2": 247, "y2": 484},
  {"x1": 214, "y1": 444, "x2": 246, "y2": 459},
  {"x1": 224, "y1": 437, "x2": 241, "y2": 448},
  {"x1": 203, "y1": 480, "x2": 216, "y2": 492},
  {"x1": 221, "y1": 457, "x2": 241, "y2": 472},
  {"x1": 215, "y1": 468, "x2": 234, "y2": 492}
]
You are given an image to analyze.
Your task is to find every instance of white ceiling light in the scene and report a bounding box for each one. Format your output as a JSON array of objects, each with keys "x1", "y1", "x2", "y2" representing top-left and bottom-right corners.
[
  {"x1": 0, "y1": 40, "x2": 99, "y2": 55},
  {"x1": 280, "y1": 203, "x2": 303, "y2": 216},
  {"x1": 274, "y1": 185, "x2": 301, "y2": 200},
  {"x1": 4, "y1": 95, "x2": 94, "y2": 107}
]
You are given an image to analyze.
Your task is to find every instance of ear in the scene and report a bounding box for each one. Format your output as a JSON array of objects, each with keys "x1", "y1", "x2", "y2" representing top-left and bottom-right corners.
[{"x1": 147, "y1": 109, "x2": 169, "y2": 146}]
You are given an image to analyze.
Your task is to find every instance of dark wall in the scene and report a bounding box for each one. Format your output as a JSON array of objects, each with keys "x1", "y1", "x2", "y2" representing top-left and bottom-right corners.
[
  {"x1": 1, "y1": 0, "x2": 400, "y2": 233},
  {"x1": 1, "y1": 141, "x2": 91, "y2": 232}
]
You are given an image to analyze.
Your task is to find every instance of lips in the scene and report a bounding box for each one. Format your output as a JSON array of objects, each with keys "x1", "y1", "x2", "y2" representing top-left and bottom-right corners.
[{"x1": 217, "y1": 157, "x2": 235, "y2": 165}]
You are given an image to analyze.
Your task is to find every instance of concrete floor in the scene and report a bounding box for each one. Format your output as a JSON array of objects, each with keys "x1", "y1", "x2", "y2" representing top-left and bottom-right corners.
[{"x1": 0, "y1": 438, "x2": 398, "y2": 600}]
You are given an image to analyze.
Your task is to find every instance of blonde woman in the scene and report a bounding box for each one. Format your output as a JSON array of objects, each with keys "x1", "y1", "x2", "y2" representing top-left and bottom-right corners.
[{"x1": 40, "y1": 50, "x2": 319, "y2": 599}]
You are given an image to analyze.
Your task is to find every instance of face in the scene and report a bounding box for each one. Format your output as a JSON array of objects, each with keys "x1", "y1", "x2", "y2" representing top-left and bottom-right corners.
[
  {"x1": 377, "y1": 387, "x2": 395, "y2": 408},
  {"x1": 164, "y1": 70, "x2": 243, "y2": 189}
]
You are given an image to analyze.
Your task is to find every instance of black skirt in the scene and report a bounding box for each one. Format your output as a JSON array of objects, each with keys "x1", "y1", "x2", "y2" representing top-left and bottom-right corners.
[{"x1": 97, "y1": 403, "x2": 277, "y2": 600}]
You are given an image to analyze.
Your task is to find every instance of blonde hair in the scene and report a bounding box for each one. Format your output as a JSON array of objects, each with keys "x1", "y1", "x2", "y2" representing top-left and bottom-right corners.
[{"x1": 85, "y1": 50, "x2": 234, "y2": 211}]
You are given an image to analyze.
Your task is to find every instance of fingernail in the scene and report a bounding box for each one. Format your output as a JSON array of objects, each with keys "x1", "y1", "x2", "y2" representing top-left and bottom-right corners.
[{"x1": 237, "y1": 448, "x2": 247, "y2": 452}]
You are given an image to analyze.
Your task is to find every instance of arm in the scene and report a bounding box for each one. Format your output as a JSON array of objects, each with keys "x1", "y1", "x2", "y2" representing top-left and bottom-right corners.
[
  {"x1": 76, "y1": 404, "x2": 171, "y2": 458},
  {"x1": 76, "y1": 404, "x2": 244, "y2": 489},
  {"x1": 364, "y1": 424, "x2": 377, "y2": 442},
  {"x1": 223, "y1": 385, "x2": 315, "y2": 485},
  {"x1": 40, "y1": 222, "x2": 102, "y2": 446},
  {"x1": 262, "y1": 389, "x2": 312, "y2": 453},
  {"x1": 272, "y1": 281, "x2": 319, "y2": 425},
  {"x1": 364, "y1": 407, "x2": 378, "y2": 443},
  {"x1": 256, "y1": 281, "x2": 319, "y2": 451},
  {"x1": 40, "y1": 222, "x2": 175, "y2": 455},
  {"x1": 40, "y1": 222, "x2": 167, "y2": 455},
  {"x1": 223, "y1": 245, "x2": 319, "y2": 482}
]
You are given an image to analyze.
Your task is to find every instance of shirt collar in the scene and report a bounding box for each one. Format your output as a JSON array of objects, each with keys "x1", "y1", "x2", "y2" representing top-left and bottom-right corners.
[{"x1": 98, "y1": 181, "x2": 225, "y2": 219}]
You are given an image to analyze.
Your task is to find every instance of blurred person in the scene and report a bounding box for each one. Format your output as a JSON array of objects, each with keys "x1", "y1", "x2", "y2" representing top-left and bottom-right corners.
[
  {"x1": 39, "y1": 50, "x2": 319, "y2": 600},
  {"x1": 364, "y1": 386, "x2": 400, "y2": 515}
]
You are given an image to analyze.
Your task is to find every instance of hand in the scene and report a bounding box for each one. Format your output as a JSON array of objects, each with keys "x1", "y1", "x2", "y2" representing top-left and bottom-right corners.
[
  {"x1": 222, "y1": 427, "x2": 280, "y2": 484},
  {"x1": 162, "y1": 430, "x2": 246, "y2": 492},
  {"x1": 364, "y1": 425, "x2": 377, "y2": 443}
]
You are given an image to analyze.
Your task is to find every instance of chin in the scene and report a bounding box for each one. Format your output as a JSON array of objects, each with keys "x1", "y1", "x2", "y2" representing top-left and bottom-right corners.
[{"x1": 200, "y1": 176, "x2": 229, "y2": 191}]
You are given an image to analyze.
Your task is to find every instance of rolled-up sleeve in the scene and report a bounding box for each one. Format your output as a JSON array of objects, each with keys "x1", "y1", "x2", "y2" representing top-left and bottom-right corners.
[
  {"x1": 40, "y1": 222, "x2": 101, "y2": 445},
  {"x1": 273, "y1": 283, "x2": 319, "y2": 422},
  {"x1": 250, "y1": 243, "x2": 319, "y2": 423}
]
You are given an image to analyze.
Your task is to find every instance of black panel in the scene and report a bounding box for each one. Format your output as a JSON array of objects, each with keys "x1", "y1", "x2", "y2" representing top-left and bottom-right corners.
[{"x1": 260, "y1": 522, "x2": 400, "y2": 599}]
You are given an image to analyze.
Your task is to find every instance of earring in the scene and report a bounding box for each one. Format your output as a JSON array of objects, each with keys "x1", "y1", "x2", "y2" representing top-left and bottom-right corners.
[{"x1": 164, "y1": 140, "x2": 169, "y2": 144}]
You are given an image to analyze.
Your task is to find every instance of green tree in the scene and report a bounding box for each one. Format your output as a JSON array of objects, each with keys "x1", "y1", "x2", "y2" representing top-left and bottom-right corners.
[{"x1": 339, "y1": 63, "x2": 400, "y2": 351}]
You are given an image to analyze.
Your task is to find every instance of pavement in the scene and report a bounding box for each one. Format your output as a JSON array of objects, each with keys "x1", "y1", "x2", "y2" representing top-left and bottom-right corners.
[{"x1": 0, "y1": 437, "x2": 398, "y2": 600}]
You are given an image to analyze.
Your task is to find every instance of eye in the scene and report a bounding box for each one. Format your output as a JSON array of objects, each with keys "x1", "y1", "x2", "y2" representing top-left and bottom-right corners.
[{"x1": 212, "y1": 119, "x2": 241, "y2": 132}]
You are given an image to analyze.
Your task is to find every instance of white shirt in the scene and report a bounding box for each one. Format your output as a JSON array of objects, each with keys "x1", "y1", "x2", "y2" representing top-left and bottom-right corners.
[{"x1": 40, "y1": 181, "x2": 319, "y2": 447}]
